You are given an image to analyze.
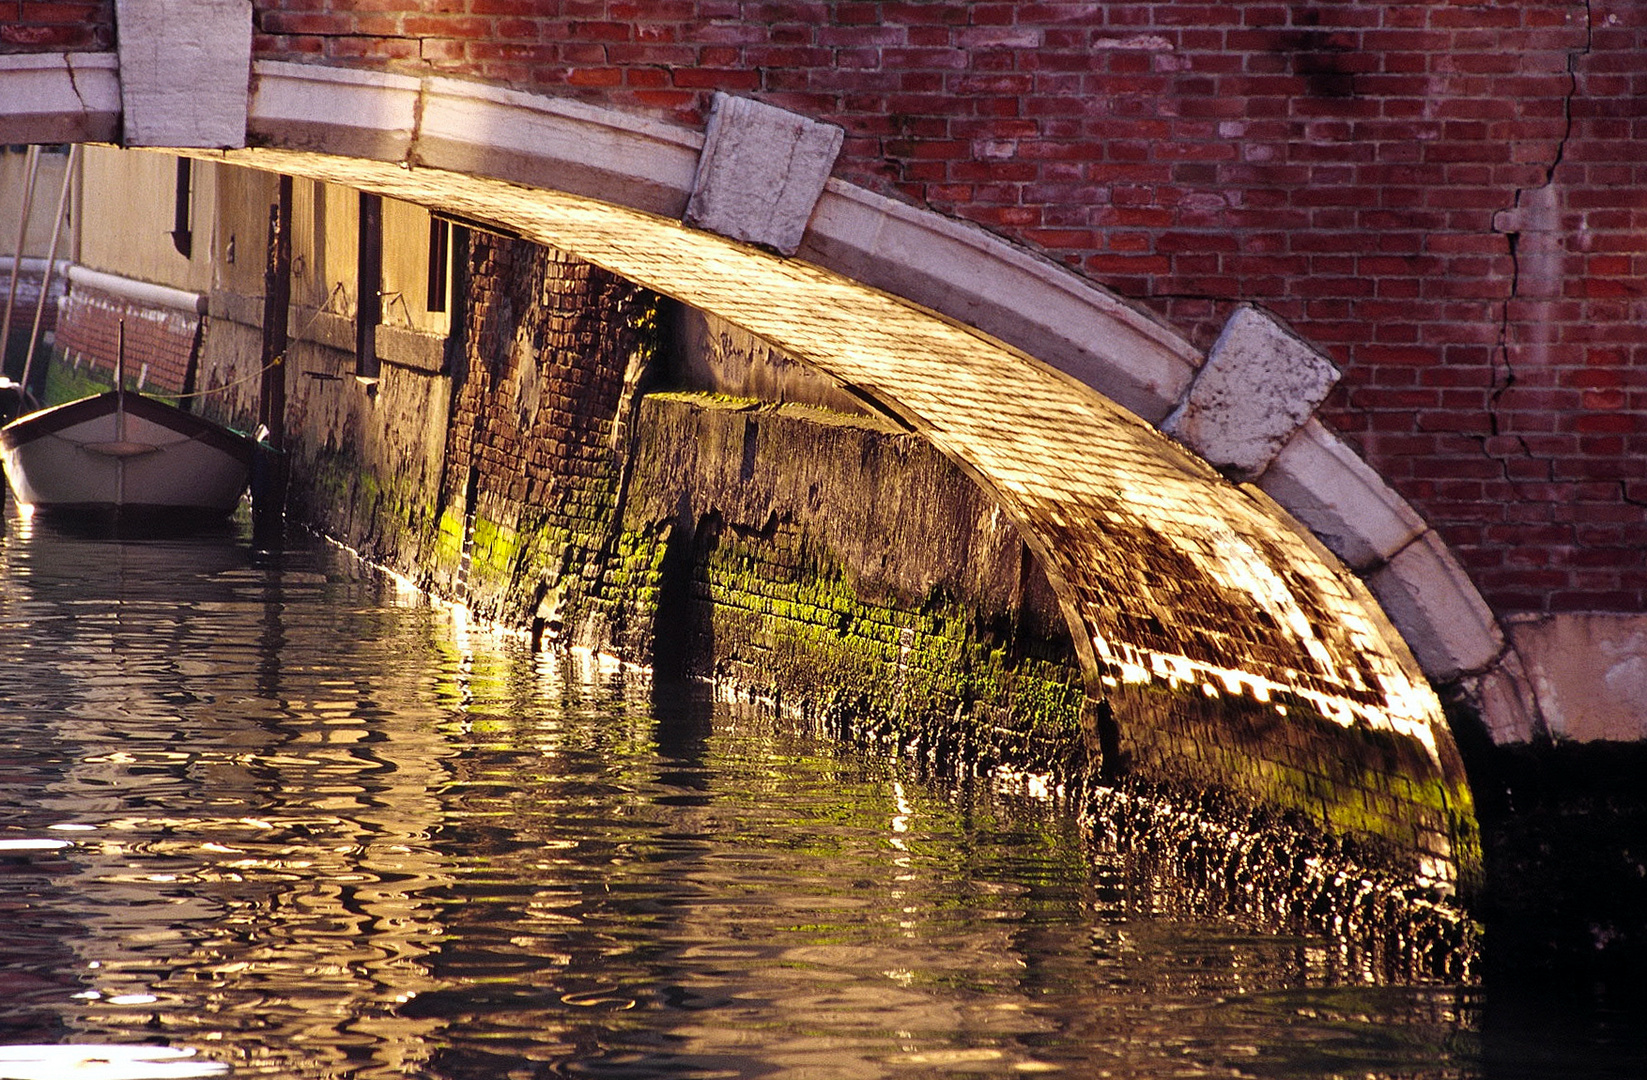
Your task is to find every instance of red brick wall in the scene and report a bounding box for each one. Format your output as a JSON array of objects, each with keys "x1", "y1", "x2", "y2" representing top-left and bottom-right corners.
[
  {"x1": 54, "y1": 288, "x2": 198, "y2": 396},
  {"x1": 245, "y1": 1, "x2": 1646, "y2": 618},
  {"x1": 0, "y1": 1, "x2": 114, "y2": 51},
  {"x1": 12, "y1": 1, "x2": 1639, "y2": 615}
]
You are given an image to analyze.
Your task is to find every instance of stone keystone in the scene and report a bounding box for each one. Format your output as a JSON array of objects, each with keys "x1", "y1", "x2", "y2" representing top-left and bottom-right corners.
[
  {"x1": 1162, "y1": 304, "x2": 1341, "y2": 481},
  {"x1": 115, "y1": 0, "x2": 253, "y2": 148},
  {"x1": 685, "y1": 92, "x2": 844, "y2": 256}
]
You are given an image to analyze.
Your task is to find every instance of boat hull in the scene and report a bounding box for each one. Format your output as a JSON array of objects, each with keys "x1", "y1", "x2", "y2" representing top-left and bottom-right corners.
[{"x1": 0, "y1": 392, "x2": 255, "y2": 522}]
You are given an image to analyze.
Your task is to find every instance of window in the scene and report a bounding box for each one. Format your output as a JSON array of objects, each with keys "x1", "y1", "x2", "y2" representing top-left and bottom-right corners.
[{"x1": 426, "y1": 216, "x2": 450, "y2": 314}]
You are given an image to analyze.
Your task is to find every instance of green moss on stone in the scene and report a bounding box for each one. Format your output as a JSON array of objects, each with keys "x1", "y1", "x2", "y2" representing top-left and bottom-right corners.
[{"x1": 617, "y1": 526, "x2": 1090, "y2": 782}]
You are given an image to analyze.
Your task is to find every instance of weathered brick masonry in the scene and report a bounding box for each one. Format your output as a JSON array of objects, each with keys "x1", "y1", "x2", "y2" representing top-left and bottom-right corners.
[
  {"x1": 52, "y1": 287, "x2": 198, "y2": 396},
  {"x1": 410, "y1": 236, "x2": 1094, "y2": 793},
  {"x1": 623, "y1": 391, "x2": 1088, "y2": 776},
  {"x1": 239, "y1": 0, "x2": 1645, "y2": 617},
  {"x1": 434, "y1": 236, "x2": 655, "y2": 626}
]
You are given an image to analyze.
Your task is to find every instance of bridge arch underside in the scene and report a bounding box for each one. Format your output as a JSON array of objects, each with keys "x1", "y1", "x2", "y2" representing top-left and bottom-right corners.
[
  {"x1": 0, "y1": 61, "x2": 1479, "y2": 893},
  {"x1": 209, "y1": 143, "x2": 1476, "y2": 895}
]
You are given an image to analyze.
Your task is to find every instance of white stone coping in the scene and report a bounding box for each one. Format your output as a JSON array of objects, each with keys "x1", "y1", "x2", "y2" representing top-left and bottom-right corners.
[
  {"x1": 66, "y1": 264, "x2": 207, "y2": 315},
  {"x1": 801, "y1": 180, "x2": 1200, "y2": 423},
  {"x1": 413, "y1": 75, "x2": 705, "y2": 220},
  {"x1": 0, "y1": 52, "x2": 120, "y2": 141},
  {"x1": 1365, "y1": 530, "x2": 1505, "y2": 683},
  {"x1": 0, "y1": 50, "x2": 119, "y2": 105},
  {"x1": 1257, "y1": 419, "x2": 1429, "y2": 573},
  {"x1": 248, "y1": 63, "x2": 708, "y2": 220},
  {"x1": 249, "y1": 61, "x2": 421, "y2": 159}
]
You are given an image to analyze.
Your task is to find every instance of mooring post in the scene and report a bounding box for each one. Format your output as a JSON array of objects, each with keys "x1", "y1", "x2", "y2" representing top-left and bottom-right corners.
[{"x1": 252, "y1": 175, "x2": 293, "y2": 550}]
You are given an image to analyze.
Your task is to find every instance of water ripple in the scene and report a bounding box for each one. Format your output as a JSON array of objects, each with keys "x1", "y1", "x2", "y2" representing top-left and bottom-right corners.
[{"x1": 0, "y1": 516, "x2": 1629, "y2": 1079}]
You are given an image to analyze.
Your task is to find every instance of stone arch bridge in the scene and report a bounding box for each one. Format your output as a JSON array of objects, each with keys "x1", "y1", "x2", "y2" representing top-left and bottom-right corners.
[{"x1": 5, "y1": 3, "x2": 1643, "y2": 912}]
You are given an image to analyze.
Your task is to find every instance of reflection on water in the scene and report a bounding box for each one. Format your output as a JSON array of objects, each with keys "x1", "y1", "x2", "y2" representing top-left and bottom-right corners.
[{"x1": 0, "y1": 510, "x2": 1638, "y2": 1079}]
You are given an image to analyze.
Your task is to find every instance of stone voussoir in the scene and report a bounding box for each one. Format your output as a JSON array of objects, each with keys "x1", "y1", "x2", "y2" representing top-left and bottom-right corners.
[
  {"x1": 115, "y1": 0, "x2": 252, "y2": 149},
  {"x1": 1256, "y1": 418, "x2": 1429, "y2": 574},
  {"x1": 685, "y1": 92, "x2": 844, "y2": 257},
  {"x1": 1366, "y1": 530, "x2": 1505, "y2": 683}
]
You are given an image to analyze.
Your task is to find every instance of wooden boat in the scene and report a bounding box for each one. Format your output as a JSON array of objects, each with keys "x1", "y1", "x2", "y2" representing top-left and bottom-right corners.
[{"x1": 0, "y1": 333, "x2": 255, "y2": 525}]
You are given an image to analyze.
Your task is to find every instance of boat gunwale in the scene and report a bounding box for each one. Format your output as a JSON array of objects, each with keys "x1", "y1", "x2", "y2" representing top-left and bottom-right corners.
[{"x1": 0, "y1": 391, "x2": 256, "y2": 465}]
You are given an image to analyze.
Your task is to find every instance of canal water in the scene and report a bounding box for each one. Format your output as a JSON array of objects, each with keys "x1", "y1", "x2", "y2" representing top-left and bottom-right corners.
[{"x1": 0, "y1": 511, "x2": 1639, "y2": 1079}]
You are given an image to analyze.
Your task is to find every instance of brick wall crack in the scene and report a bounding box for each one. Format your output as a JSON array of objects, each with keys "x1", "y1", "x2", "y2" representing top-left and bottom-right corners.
[
  {"x1": 1542, "y1": 0, "x2": 1593, "y2": 188},
  {"x1": 1484, "y1": 0, "x2": 1593, "y2": 494}
]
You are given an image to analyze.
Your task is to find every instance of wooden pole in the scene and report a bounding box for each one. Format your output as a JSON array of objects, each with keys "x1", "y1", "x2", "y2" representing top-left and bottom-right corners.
[
  {"x1": 1, "y1": 145, "x2": 41, "y2": 378},
  {"x1": 252, "y1": 175, "x2": 293, "y2": 550},
  {"x1": 354, "y1": 191, "x2": 382, "y2": 381},
  {"x1": 21, "y1": 144, "x2": 77, "y2": 405}
]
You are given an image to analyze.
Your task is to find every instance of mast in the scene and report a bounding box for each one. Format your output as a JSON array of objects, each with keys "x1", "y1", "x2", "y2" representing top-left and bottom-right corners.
[
  {"x1": 115, "y1": 319, "x2": 126, "y2": 510},
  {"x1": 115, "y1": 319, "x2": 125, "y2": 411}
]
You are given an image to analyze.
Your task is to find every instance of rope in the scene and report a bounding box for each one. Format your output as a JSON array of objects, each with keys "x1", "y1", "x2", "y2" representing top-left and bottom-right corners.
[
  {"x1": 170, "y1": 354, "x2": 282, "y2": 401},
  {"x1": 164, "y1": 290, "x2": 346, "y2": 401}
]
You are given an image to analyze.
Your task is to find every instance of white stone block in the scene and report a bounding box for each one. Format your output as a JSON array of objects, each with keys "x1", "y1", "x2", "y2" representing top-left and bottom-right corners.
[
  {"x1": 1257, "y1": 419, "x2": 1429, "y2": 572},
  {"x1": 115, "y1": 0, "x2": 252, "y2": 148},
  {"x1": 1507, "y1": 613, "x2": 1647, "y2": 742},
  {"x1": 1163, "y1": 304, "x2": 1341, "y2": 480},
  {"x1": 685, "y1": 92, "x2": 844, "y2": 256},
  {"x1": 1456, "y1": 650, "x2": 1546, "y2": 744},
  {"x1": 1366, "y1": 531, "x2": 1504, "y2": 682}
]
